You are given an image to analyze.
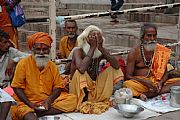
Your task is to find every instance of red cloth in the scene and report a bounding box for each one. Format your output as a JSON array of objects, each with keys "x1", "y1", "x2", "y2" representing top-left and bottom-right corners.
[
  {"x1": 3, "y1": 86, "x2": 14, "y2": 96},
  {"x1": 100, "y1": 58, "x2": 126, "y2": 75}
]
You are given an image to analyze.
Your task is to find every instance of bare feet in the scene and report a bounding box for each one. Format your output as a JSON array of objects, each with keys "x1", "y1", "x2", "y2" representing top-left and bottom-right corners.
[{"x1": 140, "y1": 94, "x2": 148, "y2": 101}]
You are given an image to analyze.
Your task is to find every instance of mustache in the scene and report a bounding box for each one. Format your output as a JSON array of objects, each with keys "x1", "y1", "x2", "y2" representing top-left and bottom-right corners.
[
  {"x1": 142, "y1": 40, "x2": 157, "y2": 44},
  {"x1": 35, "y1": 54, "x2": 49, "y2": 58}
]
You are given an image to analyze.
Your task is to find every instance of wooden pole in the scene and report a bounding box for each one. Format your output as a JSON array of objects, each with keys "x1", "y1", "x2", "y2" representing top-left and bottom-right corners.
[
  {"x1": 49, "y1": 0, "x2": 56, "y2": 61},
  {"x1": 176, "y1": 7, "x2": 180, "y2": 69}
]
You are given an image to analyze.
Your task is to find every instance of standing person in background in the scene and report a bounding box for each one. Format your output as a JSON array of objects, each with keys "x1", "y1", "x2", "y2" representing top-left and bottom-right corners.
[
  {"x1": 110, "y1": 0, "x2": 124, "y2": 22},
  {"x1": 0, "y1": 0, "x2": 21, "y2": 48},
  {"x1": 57, "y1": 20, "x2": 78, "y2": 59}
]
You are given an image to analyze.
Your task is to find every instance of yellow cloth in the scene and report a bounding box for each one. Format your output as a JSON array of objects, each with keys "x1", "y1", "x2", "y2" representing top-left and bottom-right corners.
[
  {"x1": 69, "y1": 66, "x2": 124, "y2": 111},
  {"x1": 79, "y1": 101, "x2": 110, "y2": 114},
  {"x1": 151, "y1": 44, "x2": 171, "y2": 80},
  {"x1": 59, "y1": 36, "x2": 78, "y2": 58},
  {"x1": 27, "y1": 32, "x2": 53, "y2": 50},
  {"x1": 0, "y1": 3, "x2": 18, "y2": 48},
  {"x1": 123, "y1": 76, "x2": 180, "y2": 97},
  {"x1": 11, "y1": 55, "x2": 77, "y2": 120}
]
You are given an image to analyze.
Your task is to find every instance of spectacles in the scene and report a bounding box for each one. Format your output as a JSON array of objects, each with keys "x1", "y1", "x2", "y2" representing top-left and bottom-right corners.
[{"x1": 33, "y1": 47, "x2": 50, "y2": 54}]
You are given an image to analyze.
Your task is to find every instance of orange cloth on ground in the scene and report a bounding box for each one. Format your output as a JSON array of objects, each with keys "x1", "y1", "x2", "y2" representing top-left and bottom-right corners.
[
  {"x1": 27, "y1": 32, "x2": 53, "y2": 50},
  {"x1": 11, "y1": 55, "x2": 77, "y2": 120},
  {"x1": 0, "y1": 1, "x2": 18, "y2": 48},
  {"x1": 151, "y1": 44, "x2": 171, "y2": 80},
  {"x1": 123, "y1": 76, "x2": 180, "y2": 97},
  {"x1": 59, "y1": 36, "x2": 78, "y2": 58},
  {"x1": 69, "y1": 66, "x2": 124, "y2": 111}
]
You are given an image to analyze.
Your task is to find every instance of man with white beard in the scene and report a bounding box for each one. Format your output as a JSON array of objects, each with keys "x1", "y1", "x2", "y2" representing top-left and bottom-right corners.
[
  {"x1": 11, "y1": 32, "x2": 77, "y2": 120},
  {"x1": 123, "y1": 23, "x2": 180, "y2": 101},
  {"x1": 69, "y1": 25, "x2": 124, "y2": 113}
]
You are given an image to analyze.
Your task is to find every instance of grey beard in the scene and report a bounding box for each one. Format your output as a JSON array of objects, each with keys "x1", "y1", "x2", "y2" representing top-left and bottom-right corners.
[
  {"x1": 34, "y1": 54, "x2": 50, "y2": 69},
  {"x1": 143, "y1": 43, "x2": 157, "y2": 51}
]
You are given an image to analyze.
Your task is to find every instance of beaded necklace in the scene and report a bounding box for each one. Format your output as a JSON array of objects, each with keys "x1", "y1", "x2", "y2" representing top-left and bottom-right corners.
[{"x1": 140, "y1": 43, "x2": 152, "y2": 67}]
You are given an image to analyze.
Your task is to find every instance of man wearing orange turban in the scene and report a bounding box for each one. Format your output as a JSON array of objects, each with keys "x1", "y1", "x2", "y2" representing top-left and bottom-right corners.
[
  {"x1": 27, "y1": 32, "x2": 53, "y2": 50},
  {"x1": 11, "y1": 32, "x2": 77, "y2": 120}
]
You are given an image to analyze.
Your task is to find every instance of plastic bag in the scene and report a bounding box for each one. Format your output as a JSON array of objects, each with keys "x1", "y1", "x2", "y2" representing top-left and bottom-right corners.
[{"x1": 114, "y1": 88, "x2": 133, "y2": 104}]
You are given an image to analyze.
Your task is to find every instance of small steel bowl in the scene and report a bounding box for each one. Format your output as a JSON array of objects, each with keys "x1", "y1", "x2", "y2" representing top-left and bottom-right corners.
[{"x1": 116, "y1": 104, "x2": 144, "y2": 118}]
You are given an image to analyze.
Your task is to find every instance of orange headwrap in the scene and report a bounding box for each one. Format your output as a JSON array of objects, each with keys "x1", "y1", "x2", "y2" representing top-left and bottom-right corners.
[{"x1": 27, "y1": 32, "x2": 53, "y2": 50}]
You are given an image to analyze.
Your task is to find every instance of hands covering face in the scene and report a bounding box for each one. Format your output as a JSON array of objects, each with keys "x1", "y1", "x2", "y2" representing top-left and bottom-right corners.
[{"x1": 87, "y1": 31, "x2": 103, "y2": 49}]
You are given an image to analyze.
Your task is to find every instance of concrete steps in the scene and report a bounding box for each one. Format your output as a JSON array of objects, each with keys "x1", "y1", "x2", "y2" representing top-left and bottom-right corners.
[{"x1": 17, "y1": 0, "x2": 179, "y2": 53}]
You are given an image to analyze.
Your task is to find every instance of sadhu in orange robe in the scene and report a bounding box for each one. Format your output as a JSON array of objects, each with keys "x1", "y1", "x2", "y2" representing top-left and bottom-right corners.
[
  {"x1": 59, "y1": 36, "x2": 78, "y2": 58},
  {"x1": 123, "y1": 44, "x2": 180, "y2": 97},
  {"x1": 11, "y1": 55, "x2": 77, "y2": 120},
  {"x1": 0, "y1": 0, "x2": 18, "y2": 48}
]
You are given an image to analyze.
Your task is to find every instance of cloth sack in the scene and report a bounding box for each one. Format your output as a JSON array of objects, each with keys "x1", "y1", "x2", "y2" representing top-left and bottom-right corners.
[{"x1": 7, "y1": 0, "x2": 26, "y2": 27}]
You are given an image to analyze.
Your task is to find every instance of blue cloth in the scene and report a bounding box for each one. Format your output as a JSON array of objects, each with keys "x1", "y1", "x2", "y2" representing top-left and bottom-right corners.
[
  {"x1": 56, "y1": 16, "x2": 65, "y2": 26},
  {"x1": 110, "y1": 0, "x2": 124, "y2": 11}
]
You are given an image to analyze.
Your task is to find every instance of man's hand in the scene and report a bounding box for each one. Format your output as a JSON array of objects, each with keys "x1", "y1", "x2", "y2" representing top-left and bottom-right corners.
[
  {"x1": 157, "y1": 81, "x2": 163, "y2": 93},
  {"x1": 0, "y1": 82, "x2": 8, "y2": 89},
  {"x1": 29, "y1": 102, "x2": 40, "y2": 110},
  {"x1": 40, "y1": 98, "x2": 52, "y2": 110},
  {"x1": 56, "y1": 50, "x2": 65, "y2": 59},
  {"x1": 145, "y1": 80, "x2": 158, "y2": 93},
  {"x1": 95, "y1": 31, "x2": 103, "y2": 49}
]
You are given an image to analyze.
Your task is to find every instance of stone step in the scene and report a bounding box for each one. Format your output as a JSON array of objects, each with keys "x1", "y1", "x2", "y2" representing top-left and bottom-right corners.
[{"x1": 18, "y1": 16, "x2": 178, "y2": 51}]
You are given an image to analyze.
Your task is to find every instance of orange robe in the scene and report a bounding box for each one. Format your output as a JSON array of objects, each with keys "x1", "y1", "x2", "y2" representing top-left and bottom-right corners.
[
  {"x1": 0, "y1": 0, "x2": 18, "y2": 48},
  {"x1": 123, "y1": 44, "x2": 180, "y2": 97},
  {"x1": 69, "y1": 66, "x2": 124, "y2": 111},
  {"x1": 11, "y1": 55, "x2": 77, "y2": 120},
  {"x1": 59, "y1": 36, "x2": 77, "y2": 58}
]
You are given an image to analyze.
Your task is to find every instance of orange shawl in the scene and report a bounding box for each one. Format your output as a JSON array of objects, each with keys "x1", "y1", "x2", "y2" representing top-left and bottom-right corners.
[{"x1": 151, "y1": 44, "x2": 171, "y2": 80}]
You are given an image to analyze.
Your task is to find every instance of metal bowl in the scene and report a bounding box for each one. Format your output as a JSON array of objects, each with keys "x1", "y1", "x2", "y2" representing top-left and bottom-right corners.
[{"x1": 116, "y1": 104, "x2": 144, "y2": 118}]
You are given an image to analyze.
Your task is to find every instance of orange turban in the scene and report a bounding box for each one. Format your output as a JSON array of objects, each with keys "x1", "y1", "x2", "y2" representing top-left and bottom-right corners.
[{"x1": 27, "y1": 32, "x2": 53, "y2": 50}]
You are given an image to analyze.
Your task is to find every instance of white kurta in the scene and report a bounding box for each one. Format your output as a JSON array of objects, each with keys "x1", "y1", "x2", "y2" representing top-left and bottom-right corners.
[{"x1": 0, "y1": 47, "x2": 29, "y2": 84}]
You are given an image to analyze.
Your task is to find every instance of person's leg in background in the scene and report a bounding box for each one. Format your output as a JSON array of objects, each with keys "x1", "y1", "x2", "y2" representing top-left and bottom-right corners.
[
  {"x1": 110, "y1": 0, "x2": 124, "y2": 22},
  {"x1": 0, "y1": 102, "x2": 11, "y2": 120},
  {"x1": 164, "y1": 0, "x2": 175, "y2": 14}
]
